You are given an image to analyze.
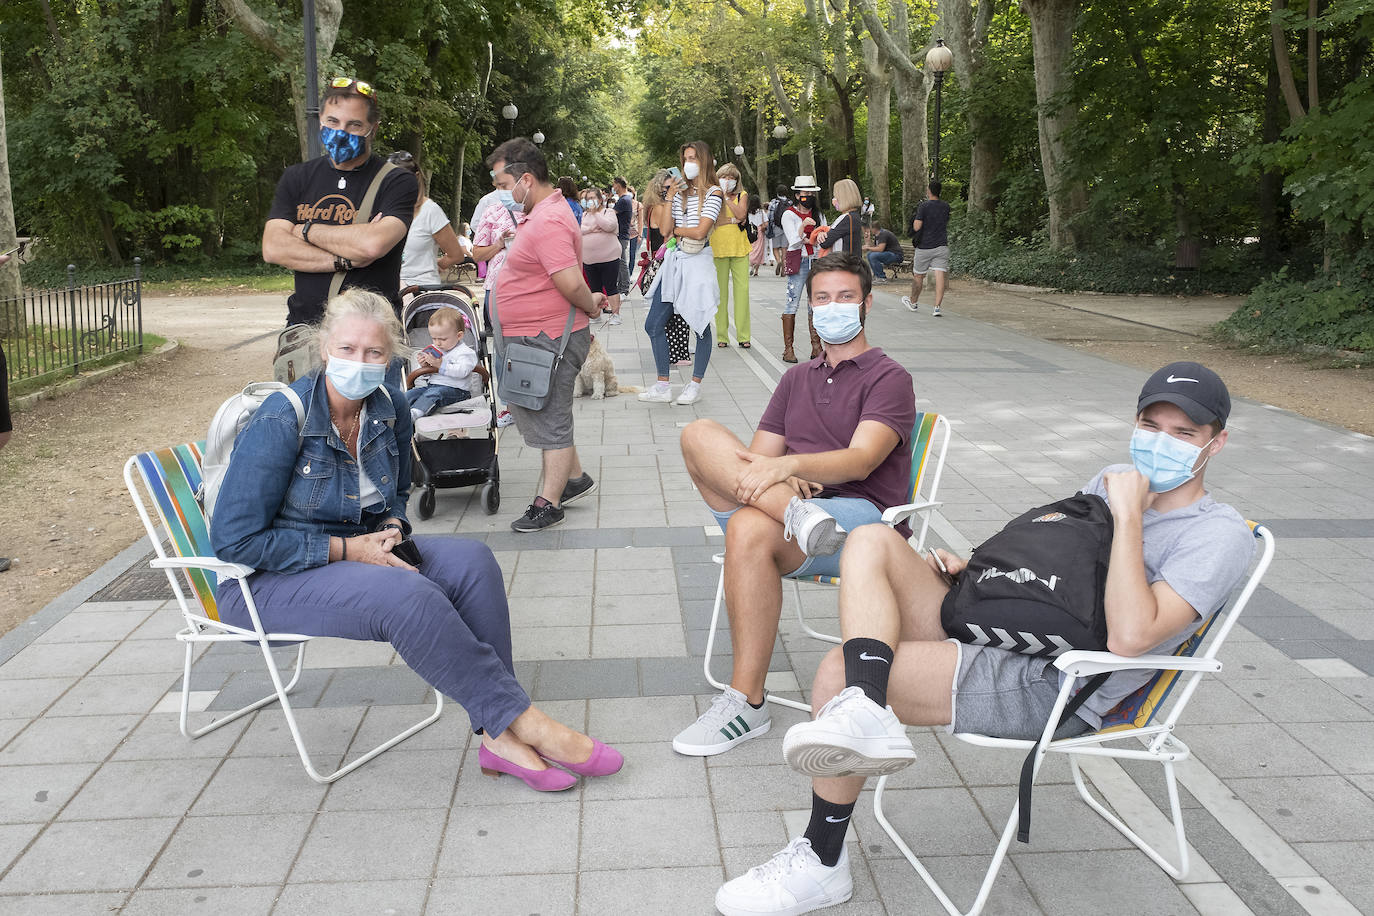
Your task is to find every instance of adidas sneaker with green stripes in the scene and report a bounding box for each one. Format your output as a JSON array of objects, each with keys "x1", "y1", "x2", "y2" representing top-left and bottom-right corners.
[{"x1": 672, "y1": 686, "x2": 773, "y2": 756}]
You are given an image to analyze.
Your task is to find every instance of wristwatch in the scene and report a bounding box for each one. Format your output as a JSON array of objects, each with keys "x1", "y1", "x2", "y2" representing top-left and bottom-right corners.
[
  {"x1": 333, "y1": 254, "x2": 353, "y2": 272},
  {"x1": 301, "y1": 220, "x2": 315, "y2": 245}
]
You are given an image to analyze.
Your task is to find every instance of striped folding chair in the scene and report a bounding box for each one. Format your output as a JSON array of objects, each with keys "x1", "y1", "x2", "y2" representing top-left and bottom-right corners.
[
  {"x1": 702, "y1": 412, "x2": 952, "y2": 711},
  {"x1": 124, "y1": 444, "x2": 442, "y2": 783},
  {"x1": 872, "y1": 521, "x2": 1275, "y2": 915}
]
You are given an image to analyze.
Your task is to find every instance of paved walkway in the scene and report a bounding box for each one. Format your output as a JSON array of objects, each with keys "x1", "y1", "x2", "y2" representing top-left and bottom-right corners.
[{"x1": 2, "y1": 272, "x2": 1372, "y2": 915}]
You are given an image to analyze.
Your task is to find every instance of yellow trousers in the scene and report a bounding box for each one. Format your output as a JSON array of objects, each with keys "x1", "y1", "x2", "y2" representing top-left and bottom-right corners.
[{"x1": 714, "y1": 256, "x2": 751, "y2": 343}]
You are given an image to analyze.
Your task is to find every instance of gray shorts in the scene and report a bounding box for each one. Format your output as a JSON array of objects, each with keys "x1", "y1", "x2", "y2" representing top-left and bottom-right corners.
[
  {"x1": 947, "y1": 641, "x2": 1093, "y2": 740},
  {"x1": 501, "y1": 327, "x2": 590, "y2": 450},
  {"x1": 912, "y1": 245, "x2": 950, "y2": 274}
]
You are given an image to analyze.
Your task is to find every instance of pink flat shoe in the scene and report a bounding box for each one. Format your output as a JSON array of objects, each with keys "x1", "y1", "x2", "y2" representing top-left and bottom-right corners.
[
  {"x1": 541, "y1": 738, "x2": 624, "y2": 777},
  {"x1": 479, "y1": 744, "x2": 579, "y2": 791}
]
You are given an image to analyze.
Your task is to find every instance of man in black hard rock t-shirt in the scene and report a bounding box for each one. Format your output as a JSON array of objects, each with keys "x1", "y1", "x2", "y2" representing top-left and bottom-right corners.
[
  {"x1": 263, "y1": 78, "x2": 418, "y2": 326},
  {"x1": 902, "y1": 180, "x2": 952, "y2": 317}
]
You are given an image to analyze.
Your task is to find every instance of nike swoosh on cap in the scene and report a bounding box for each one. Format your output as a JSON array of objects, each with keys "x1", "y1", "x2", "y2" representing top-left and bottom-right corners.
[
  {"x1": 858, "y1": 652, "x2": 889, "y2": 664},
  {"x1": 825, "y1": 815, "x2": 850, "y2": 823},
  {"x1": 1166, "y1": 375, "x2": 1199, "y2": 384}
]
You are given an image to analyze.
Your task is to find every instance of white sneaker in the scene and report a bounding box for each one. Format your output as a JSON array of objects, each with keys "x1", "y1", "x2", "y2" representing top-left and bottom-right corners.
[
  {"x1": 675, "y1": 380, "x2": 702, "y2": 405},
  {"x1": 932, "y1": 305, "x2": 942, "y2": 317},
  {"x1": 607, "y1": 314, "x2": 623, "y2": 326},
  {"x1": 638, "y1": 381, "x2": 674, "y2": 403},
  {"x1": 672, "y1": 686, "x2": 771, "y2": 756},
  {"x1": 495, "y1": 409, "x2": 515, "y2": 428},
  {"x1": 783, "y1": 686, "x2": 915, "y2": 778},
  {"x1": 715, "y1": 838, "x2": 852, "y2": 916},
  {"x1": 782, "y1": 497, "x2": 847, "y2": 557},
  {"x1": 901, "y1": 296, "x2": 918, "y2": 312}
]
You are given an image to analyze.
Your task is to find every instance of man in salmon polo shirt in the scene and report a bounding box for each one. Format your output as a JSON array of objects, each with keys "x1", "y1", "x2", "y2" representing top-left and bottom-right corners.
[{"x1": 487, "y1": 137, "x2": 607, "y2": 532}]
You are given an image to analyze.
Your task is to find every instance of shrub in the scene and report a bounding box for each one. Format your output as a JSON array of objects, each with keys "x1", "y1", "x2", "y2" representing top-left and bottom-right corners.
[{"x1": 1215, "y1": 251, "x2": 1374, "y2": 354}]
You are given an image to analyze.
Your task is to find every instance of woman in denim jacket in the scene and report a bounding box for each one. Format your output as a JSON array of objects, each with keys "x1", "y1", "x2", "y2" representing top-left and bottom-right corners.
[{"x1": 210, "y1": 289, "x2": 622, "y2": 791}]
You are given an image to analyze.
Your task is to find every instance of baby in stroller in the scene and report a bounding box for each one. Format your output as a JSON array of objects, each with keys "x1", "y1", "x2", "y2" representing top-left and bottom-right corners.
[{"x1": 407, "y1": 309, "x2": 478, "y2": 421}]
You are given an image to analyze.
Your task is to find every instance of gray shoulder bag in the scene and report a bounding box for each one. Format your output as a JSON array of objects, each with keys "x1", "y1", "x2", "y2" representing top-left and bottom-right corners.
[{"x1": 488, "y1": 290, "x2": 578, "y2": 410}]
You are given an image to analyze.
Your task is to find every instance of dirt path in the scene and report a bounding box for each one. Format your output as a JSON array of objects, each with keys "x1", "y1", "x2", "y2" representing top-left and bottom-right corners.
[{"x1": 3, "y1": 284, "x2": 1371, "y2": 637}]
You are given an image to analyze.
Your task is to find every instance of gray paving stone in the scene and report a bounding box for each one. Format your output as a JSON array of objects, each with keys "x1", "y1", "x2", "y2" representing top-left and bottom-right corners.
[
  {"x1": 581, "y1": 740, "x2": 705, "y2": 802},
  {"x1": 111, "y1": 712, "x2": 250, "y2": 763},
  {"x1": 232, "y1": 706, "x2": 367, "y2": 759},
  {"x1": 1228, "y1": 775, "x2": 1374, "y2": 842},
  {"x1": 581, "y1": 796, "x2": 719, "y2": 870},
  {"x1": 208, "y1": 668, "x2": 331, "y2": 712},
  {"x1": 1011, "y1": 848, "x2": 1197, "y2": 915},
  {"x1": 59, "y1": 758, "x2": 213, "y2": 821},
  {"x1": 1283, "y1": 722, "x2": 1374, "y2": 774},
  {"x1": 0, "y1": 714, "x2": 141, "y2": 765},
  {"x1": 289, "y1": 808, "x2": 448, "y2": 882},
  {"x1": 1232, "y1": 677, "x2": 1373, "y2": 722},
  {"x1": 1185, "y1": 722, "x2": 1336, "y2": 777},
  {"x1": 426, "y1": 874, "x2": 577, "y2": 916},
  {"x1": 869, "y1": 852, "x2": 1045, "y2": 916},
  {"x1": 436, "y1": 798, "x2": 579, "y2": 876},
  {"x1": 348, "y1": 702, "x2": 471, "y2": 754},
  {"x1": 0, "y1": 642, "x2": 116, "y2": 680},
  {"x1": 142, "y1": 812, "x2": 312, "y2": 888},
  {"x1": 1294, "y1": 841, "x2": 1374, "y2": 916},
  {"x1": 1332, "y1": 640, "x2": 1374, "y2": 676},
  {"x1": 0, "y1": 891, "x2": 130, "y2": 916},
  {"x1": 532, "y1": 657, "x2": 638, "y2": 700},
  {"x1": 45, "y1": 672, "x2": 177, "y2": 717},
  {"x1": 119, "y1": 886, "x2": 278, "y2": 916},
  {"x1": 191, "y1": 755, "x2": 329, "y2": 816},
  {"x1": 321, "y1": 748, "x2": 460, "y2": 811},
  {"x1": 85, "y1": 640, "x2": 188, "y2": 676},
  {"x1": 586, "y1": 695, "x2": 698, "y2": 745},
  {"x1": 639, "y1": 656, "x2": 719, "y2": 698},
  {"x1": 592, "y1": 623, "x2": 685, "y2": 658},
  {"x1": 0, "y1": 822, "x2": 43, "y2": 873},
  {"x1": 0, "y1": 679, "x2": 74, "y2": 719},
  {"x1": 0, "y1": 817, "x2": 178, "y2": 892},
  {"x1": 315, "y1": 666, "x2": 432, "y2": 708},
  {"x1": 274, "y1": 879, "x2": 429, "y2": 916},
  {"x1": 558, "y1": 838, "x2": 685, "y2": 911},
  {"x1": 0, "y1": 762, "x2": 98, "y2": 824},
  {"x1": 30, "y1": 610, "x2": 153, "y2": 644}
]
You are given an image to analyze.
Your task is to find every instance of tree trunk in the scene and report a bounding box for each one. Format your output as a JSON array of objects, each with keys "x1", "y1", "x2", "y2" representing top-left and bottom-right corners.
[
  {"x1": 857, "y1": 0, "x2": 929, "y2": 219},
  {"x1": 942, "y1": 0, "x2": 1001, "y2": 215},
  {"x1": 1270, "y1": 0, "x2": 1307, "y2": 122},
  {"x1": 862, "y1": 36, "x2": 892, "y2": 228},
  {"x1": 1022, "y1": 0, "x2": 1085, "y2": 249},
  {"x1": 0, "y1": 53, "x2": 24, "y2": 336},
  {"x1": 1258, "y1": 42, "x2": 1286, "y2": 260},
  {"x1": 754, "y1": 108, "x2": 769, "y2": 202},
  {"x1": 223, "y1": 0, "x2": 343, "y2": 162}
]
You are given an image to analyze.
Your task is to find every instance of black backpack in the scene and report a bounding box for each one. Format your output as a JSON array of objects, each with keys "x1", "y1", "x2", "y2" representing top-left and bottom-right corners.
[
  {"x1": 941, "y1": 493, "x2": 1113, "y2": 657},
  {"x1": 768, "y1": 197, "x2": 787, "y2": 236},
  {"x1": 939, "y1": 493, "x2": 1114, "y2": 845},
  {"x1": 908, "y1": 205, "x2": 924, "y2": 247}
]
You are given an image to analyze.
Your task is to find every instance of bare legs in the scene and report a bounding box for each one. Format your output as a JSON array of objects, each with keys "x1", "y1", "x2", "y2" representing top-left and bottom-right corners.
[
  {"x1": 931, "y1": 269, "x2": 947, "y2": 309},
  {"x1": 908, "y1": 272, "x2": 925, "y2": 307},
  {"x1": 681, "y1": 419, "x2": 807, "y2": 704},
  {"x1": 808, "y1": 524, "x2": 959, "y2": 805},
  {"x1": 482, "y1": 704, "x2": 595, "y2": 770},
  {"x1": 539, "y1": 446, "x2": 584, "y2": 505}
]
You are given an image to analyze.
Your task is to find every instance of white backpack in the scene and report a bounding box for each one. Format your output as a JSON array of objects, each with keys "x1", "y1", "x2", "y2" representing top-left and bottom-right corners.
[{"x1": 199, "y1": 382, "x2": 305, "y2": 522}]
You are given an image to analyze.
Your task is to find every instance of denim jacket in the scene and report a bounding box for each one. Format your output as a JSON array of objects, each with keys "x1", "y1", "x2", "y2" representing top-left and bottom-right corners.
[{"x1": 210, "y1": 372, "x2": 413, "y2": 574}]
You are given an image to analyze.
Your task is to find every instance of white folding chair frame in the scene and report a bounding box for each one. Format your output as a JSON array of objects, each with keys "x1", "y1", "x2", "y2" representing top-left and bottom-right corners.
[
  {"x1": 872, "y1": 524, "x2": 1275, "y2": 916},
  {"x1": 701, "y1": 414, "x2": 952, "y2": 711},
  {"x1": 125, "y1": 453, "x2": 442, "y2": 784}
]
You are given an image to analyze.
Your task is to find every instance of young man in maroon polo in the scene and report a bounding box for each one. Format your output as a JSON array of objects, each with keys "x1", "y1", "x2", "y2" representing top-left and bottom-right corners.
[
  {"x1": 673, "y1": 251, "x2": 916, "y2": 757},
  {"x1": 487, "y1": 138, "x2": 606, "y2": 532}
]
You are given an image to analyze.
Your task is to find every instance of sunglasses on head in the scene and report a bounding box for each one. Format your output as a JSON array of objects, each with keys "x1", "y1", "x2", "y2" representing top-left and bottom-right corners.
[{"x1": 329, "y1": 76, "x2": 375, "y2": 97}]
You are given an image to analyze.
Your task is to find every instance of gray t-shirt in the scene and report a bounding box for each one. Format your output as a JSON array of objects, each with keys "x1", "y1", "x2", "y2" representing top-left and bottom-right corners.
[{"x1": 1067, "y1": 465, "x2": 1256, "y2": 727}]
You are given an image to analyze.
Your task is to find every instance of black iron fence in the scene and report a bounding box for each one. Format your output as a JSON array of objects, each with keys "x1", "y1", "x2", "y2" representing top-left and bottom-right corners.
[{"x1": 1, "y1": 259, "x2": 144, "y2": 385}]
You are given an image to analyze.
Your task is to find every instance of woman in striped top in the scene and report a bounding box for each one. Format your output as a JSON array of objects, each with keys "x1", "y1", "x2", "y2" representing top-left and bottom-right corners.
[{"x1": 638, "y1": 140, "x2": 724, "y2": 407}]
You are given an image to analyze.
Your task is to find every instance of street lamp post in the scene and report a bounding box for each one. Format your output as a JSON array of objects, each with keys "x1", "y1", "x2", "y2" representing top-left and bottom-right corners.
[
  {"x1": 501, "y1": 103, "x2": 518, "y2": 139},
  {"x1": 302, "y1": 0, "x2": 321, "y2": 158},
  {"x1": 925, "y1": 39, "x2": 954, "y2": 182}
]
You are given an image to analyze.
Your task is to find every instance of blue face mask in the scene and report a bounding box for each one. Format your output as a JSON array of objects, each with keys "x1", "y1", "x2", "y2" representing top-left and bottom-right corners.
[
  {"x1": 320, "y1": 125, "x2": 368, "y2": 165},
  {"x1": 325, "y1": 356, "x2": 387, "y2": 400},
  {"x1": 1129, "y1": 427, "x2": 1213, "y2": 493},
  {"x1": 812, "y1": 302, "x2": 863, "y2": 345}
]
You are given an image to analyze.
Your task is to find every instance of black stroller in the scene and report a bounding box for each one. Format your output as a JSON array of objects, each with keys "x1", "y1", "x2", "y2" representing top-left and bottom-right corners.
[{"x1": 401, "y1": 287, "x2": 501, "y2": 519}]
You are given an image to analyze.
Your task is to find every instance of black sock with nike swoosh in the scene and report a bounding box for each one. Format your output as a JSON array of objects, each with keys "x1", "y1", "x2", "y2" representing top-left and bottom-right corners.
[
  {"x1": 843, "y1": 637, "x2": 894, "y2": 708},
  {"x1": 803, "y1": 791, "x2": 856, "y2": 867}
]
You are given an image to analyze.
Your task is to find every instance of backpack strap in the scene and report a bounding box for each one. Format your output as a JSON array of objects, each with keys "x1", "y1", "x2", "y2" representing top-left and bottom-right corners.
[
  {"x1": 278, "y1": 386, "x2": 307, "y2": 446},
  {"x1": 1015, "y1": 671, "x2": 1110, "y2": 844},
  {"x1": 328, "y1": 161, "x2": 400, "y2": 299}
]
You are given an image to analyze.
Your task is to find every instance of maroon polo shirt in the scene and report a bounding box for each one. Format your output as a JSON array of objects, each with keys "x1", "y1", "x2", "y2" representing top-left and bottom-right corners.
[{"x1": 757, "y1": 347, "x2": 916, "y2": 517}]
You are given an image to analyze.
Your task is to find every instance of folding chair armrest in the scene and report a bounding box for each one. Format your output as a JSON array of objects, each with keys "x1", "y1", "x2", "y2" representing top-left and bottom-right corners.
[
  {"x1": 149, "y1": 556, "x2": 255, "y2": 579},
  {"x1": 881, "y1": 499, "x2": 942, "y2": 527},
  {"x1": 1052, "y1": 650, "x2": 1222, "y2": 678}
]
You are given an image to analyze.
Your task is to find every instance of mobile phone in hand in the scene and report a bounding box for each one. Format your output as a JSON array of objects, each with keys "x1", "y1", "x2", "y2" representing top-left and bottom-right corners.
[
  {"x1": 390, "y1": 536, "x2": 423, "y2": 567},
  {"x1": 927, "y1": 548, "x2": 955, "y2": 586},
  {"x1": 422, "y1": 345, "x2": 444, "y2": 361},
  {"x1": 667, "y1": 166, "x2": 683, "y2": 181}
]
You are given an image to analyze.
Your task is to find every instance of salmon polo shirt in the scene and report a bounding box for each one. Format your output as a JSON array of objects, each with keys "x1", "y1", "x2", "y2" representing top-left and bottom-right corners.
[
  {"x1": 757, "y1": 347, "x2": 917, "y2": 515},
  {"x1": 491, "y1": 188, "x2": 589, "y2": 338}
]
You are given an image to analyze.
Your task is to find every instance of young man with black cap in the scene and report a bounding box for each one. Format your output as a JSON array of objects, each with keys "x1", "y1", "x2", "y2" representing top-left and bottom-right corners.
[{"x1": 714, "y1": 361, "x2": 1256, "y2": 916}]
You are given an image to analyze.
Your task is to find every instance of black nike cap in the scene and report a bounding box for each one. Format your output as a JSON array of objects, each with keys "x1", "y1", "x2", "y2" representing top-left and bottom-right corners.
[{"x1": 1137, "y1": 361, "x2": 1231, "y2": 429}]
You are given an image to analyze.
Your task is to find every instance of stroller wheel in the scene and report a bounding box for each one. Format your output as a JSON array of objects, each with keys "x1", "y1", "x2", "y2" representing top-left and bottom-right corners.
[
  {"x1": 481, "y1": 481, "x2": 500, "y2": 515},
  {"x1": 418, "y1": 487, "x2": 436, "y2": 520}
]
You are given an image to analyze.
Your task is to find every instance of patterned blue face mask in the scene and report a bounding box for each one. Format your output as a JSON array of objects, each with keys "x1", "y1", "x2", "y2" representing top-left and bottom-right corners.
[
  {"x1": 320, "y1": 125, "x2": 369, "y2": 164},
  {"x1": 1129, "y1": 427, "x2": 1214, "y2": 493},
  {"x1": 325, "y1": 356, "x2": 387, "y2": 400}
]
